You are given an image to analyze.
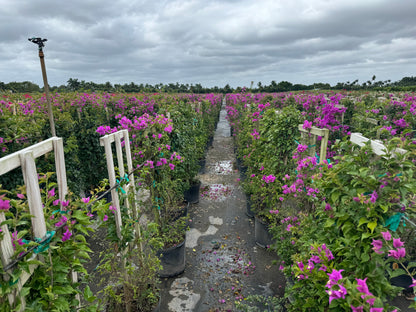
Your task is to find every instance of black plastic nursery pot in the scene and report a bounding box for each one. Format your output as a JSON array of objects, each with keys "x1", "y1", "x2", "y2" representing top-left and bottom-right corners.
[
  {"x1": 255, "y1": 216, "x2": 274, "y2": 248},
  {"x1": 198, "y1": 158, "x2": 206, "y2": 174},
  {"x1": 158, "y1": 238, "x2": 186, "y2": 278},
  {"x1": 184, "y1": 181, "x2": 201, "y2": 204},
  {"x1": 246, "y1": 198, "x2": 255, "y2": 218},
  {"x1": 390, "y1": 260, "x2": 415, "y2": 294}
]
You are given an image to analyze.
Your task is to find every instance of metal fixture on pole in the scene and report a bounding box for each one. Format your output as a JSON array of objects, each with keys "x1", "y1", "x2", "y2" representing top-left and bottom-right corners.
[{"x1": 28, "y1": 37, "x2": 56, "y2": 137}]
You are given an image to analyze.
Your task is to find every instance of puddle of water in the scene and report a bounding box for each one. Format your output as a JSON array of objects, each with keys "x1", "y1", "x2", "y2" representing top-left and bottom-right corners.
[
  {"x1": 200, "y1": 184, "x2": 234, "y2": 202},
  {"x1": 213, "y1": 160, "x2": 234, "y2": 175}
]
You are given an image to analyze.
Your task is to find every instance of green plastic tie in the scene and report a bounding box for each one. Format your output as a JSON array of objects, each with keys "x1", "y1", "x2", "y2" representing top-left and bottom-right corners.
[
  {"x1": 116, "y1": 174, "x2": 129, "y2": 194},
  {"x1": 22, "y1": 230, "x2": 56, "y2": 254},
  {"x1": 384, "y1": 212, "x2": 404, "y2": 232},
  {"x1": 0, "y1": 278, "x2": 19, "y2": 287}
]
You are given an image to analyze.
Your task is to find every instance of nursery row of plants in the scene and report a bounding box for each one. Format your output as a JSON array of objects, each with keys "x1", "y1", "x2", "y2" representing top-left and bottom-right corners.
[
  {"x1": 0, "y1": 92, "x2": 222, "y2": 311},
  {"x1": 226, "y1": 90, "x2": 416, "y2": 311}
]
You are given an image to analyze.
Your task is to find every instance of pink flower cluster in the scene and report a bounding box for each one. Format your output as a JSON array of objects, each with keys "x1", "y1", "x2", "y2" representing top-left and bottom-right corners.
[
  {"x1": 262, "y1": 174, "x2": 276, "y2": 183},
  {"x1": 351, "y1": 277, "x2": 398, "y2": 311},
  {"x1": 250, "y1": 128, "x2": 260, "y2": 140},
  {"x1": 371, "y1": 230, "x2": 406, "y2": 260},
  {"x1": 326, "y1": 269, "x2": 347, "y2": 304},
  {"x1": 294, "y1": 244, "x2": 334, "y2": 280},
  {"x1": 0, "y1": 198, "x2": 10, "y2": 211}
]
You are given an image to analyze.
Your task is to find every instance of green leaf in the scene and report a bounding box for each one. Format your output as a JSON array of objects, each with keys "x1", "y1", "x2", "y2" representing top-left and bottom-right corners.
[
  {"x1": 358, "y1": 217, "x2": 368, "y2": 227},
  {"x1": 361, "y1": 232, "x2": 372, "y2": 240},
  {"x1": 53, "y1": 285, "x2": 75, "y2": 295},
  {"x1": 83, "y1": 285, "x2": 97, "y2": 303},
  {"x1": 407, "y1": 261, "x2": 416, "y2": 269},
  {"x1": 331, "y1": 191, "x2": 340, "y2": 203},
  {"x1": 389, "y1": 268, "x2": 407, "y2": 278},
  {"x1": 379, "y1": 204, "x2": 389, "y2": 213},
  {"x1": 361, "y1": 253, "x2": 370, "y2": 263},
  {"x1": 324, "y1": 218, "x2": 335, "y2": 228},
  {"x1": 367, "y1": 221, "x2": 377, "y2": 233}
]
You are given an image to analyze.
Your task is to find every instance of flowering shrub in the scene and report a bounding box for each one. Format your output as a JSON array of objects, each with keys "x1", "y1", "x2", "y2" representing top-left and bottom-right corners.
[
  {"x1": 0, "y1": 173, "x2": 110, "y2": 311},
  {"x1": 278, "y1": 137, "x2": 416, "y2": 311}
]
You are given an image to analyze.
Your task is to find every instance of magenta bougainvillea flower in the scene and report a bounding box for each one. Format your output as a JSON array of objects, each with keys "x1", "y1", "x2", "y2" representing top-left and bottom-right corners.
[{"x1": 0, "y1": 198, "x2": 10, "y2": 211}]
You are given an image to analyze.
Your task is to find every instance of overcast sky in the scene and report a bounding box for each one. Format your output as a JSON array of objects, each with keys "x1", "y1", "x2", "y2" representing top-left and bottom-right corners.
[{"x1": 1, "y1": 0, "x2": 416, "y2": 88}]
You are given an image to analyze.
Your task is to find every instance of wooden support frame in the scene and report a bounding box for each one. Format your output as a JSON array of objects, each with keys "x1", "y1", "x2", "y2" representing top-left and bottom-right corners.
[
  {"x1": 350, "y1": 133, "x2": 407, "y2": 158},
  {"x1": 99, "y1": 129, "x2": 140, "y2": 244},
  {"x1": 0, "y1": 137, "x2": 71, "y2": 310},
  {"x1": 298, "y1": 125, "x2": 329, "y2": 164},
  {"x1": 333, "y1": 104, "x2": 346, "y2": 124}
]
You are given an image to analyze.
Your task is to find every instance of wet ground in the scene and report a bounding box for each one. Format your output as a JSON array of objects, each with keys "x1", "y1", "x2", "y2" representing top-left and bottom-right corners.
[
  {"x1": 85, "y1": 101, "x2": 415, "y2": 311},
  {"x1": 158, "y1": 102, "x2": 415, "y2": 312},
  {"x1": 158, "y1": 104, "x2": 286, "y2": 311}
]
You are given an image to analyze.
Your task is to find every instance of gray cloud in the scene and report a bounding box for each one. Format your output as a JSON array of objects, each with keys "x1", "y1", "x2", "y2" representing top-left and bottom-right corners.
[{"x1": 1, "y1": 0, "x2": 416, "y2": 88}]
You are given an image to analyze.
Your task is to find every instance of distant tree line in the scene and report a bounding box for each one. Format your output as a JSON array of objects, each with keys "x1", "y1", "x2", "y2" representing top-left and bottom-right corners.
[{"x1": 1, "y1": 76, "x2": 416, "y2": 94}]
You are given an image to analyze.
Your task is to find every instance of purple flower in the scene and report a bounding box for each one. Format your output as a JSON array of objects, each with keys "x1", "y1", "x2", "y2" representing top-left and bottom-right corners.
[
  {"x1": 371, "y1": 239, "x2": 383, "y2": 254},
  {"x1": 82, "y1": 197, "x2": 90, "y2": 204},
  {"x1": 17, "y1": 193, "x2": 25, "y2": 199},
  {"x1": 164, "y1": 125, "x2": 173, "y2": 133},
  {"x1": 356, "y1": 278, "x2": 372, "y2": 297},
  {"x1": 351, "y1": 306, "x2": 364, "y2": 312},
  {"x1": 0, "y1": 198, "x2": 10, "y2": 211},
  {"x1": 388, "y1": 248, "x2": 406, "y2": 259},
  {"x1": 48, "y1": 188, "x2": 56, "y2": 198},
  {"x1": 326, "y1": 269, "x2": 344, "y2": 287},
  {"x1": 62, "y1": 229, "x2": 72, "y2": 242},
  {"x1": 392, "y1": 238, "x2": 404, "y2": 248},
  {"x1": 297, "y1": 144, "x2": 308, "y2": 153},
  {"x1": 370, "y1": 191, "x2": 378, "y2": 203},
  {"x1": 302, "y1": 120, "x2": 313, "y2": 130},
  {"x1": 96, "y1": 126, "x2": 107, "y2": 136},
  {"x1": 262, "y1": 174, "x2": 276, "y2": 183},
  {"x1": 103, "y1": 215, "x2": 108, "y2": 222},
  {"x1": 326, "y1": 284, "x2": 347, "y2": 303},
  {"x1": 381, "y1": 231, "x2": 391, "y2": 241},
  {"x1": 369, "y1": 308, "x2": 383, "y2": 312},
  {"x1": 169, "y1": 163, "x2": 175, "y2": 170}
]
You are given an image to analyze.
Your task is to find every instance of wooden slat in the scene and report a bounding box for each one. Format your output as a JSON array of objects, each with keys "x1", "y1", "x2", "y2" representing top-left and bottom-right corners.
[
  {"x1": 0, "y1": 137, "x2": 56, "y2": 175},
  {"x1": 20, "y1": 152, "x2": 47, "y2": 240},
  {"x1": 350, "y1": 133, "x2": 407, "y2": 157},
  {"x1": 115, "y1": 133, "x2": 125, "y2": 177},
  {"x1": 298, "y1": 124, "x2": 329, "y2": 137},
  {"x1": 298, "y1": 125, "x2": 329, "y2": 164},
  {"x1": 0, "y1": 137, "x2": 78, "y2": 310},
  {"x1": 122, "y1": 130, "x2": 142, "y2": 251},
  {"x1": 365, "y1": 118, "x2": 379, "y2": 125},
  {"x1": 53, "y1": 138, "x2": 68, "y2": 210},
  {"x1": 0, "y1": 212, "x2": 15, "y2": 271},
  {"x1": 101, "y1": 136, "x2": 122, "y2": 240}
]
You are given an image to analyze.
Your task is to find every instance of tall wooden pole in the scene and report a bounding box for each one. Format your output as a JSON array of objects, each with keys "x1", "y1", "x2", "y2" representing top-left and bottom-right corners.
[{"x1": 29, "y1": 37, "x2": 56, "y2": 137}]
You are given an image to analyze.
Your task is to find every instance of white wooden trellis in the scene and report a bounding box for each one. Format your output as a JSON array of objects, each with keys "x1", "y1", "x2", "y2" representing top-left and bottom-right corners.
[
  {"x1": 333, "y1": 104, "x2": 346, "y2": 125},
  {"x1": 298, "y1": 125, "x2": 329, "y2": 165},
  {"x1": 99, "y1": 129, "x2": 141, "y2": 245},
  {"x1": 0, "y1": 137, "x2": 75, "y2": 310},
  {"x1": 350, "y1": 133, "x2": 407, "y2": 158}
]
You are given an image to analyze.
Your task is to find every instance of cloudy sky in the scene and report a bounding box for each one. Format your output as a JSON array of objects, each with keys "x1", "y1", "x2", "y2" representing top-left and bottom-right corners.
[{"x1": 1, "y1": 0, "x2": 416, "y2": 88}]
